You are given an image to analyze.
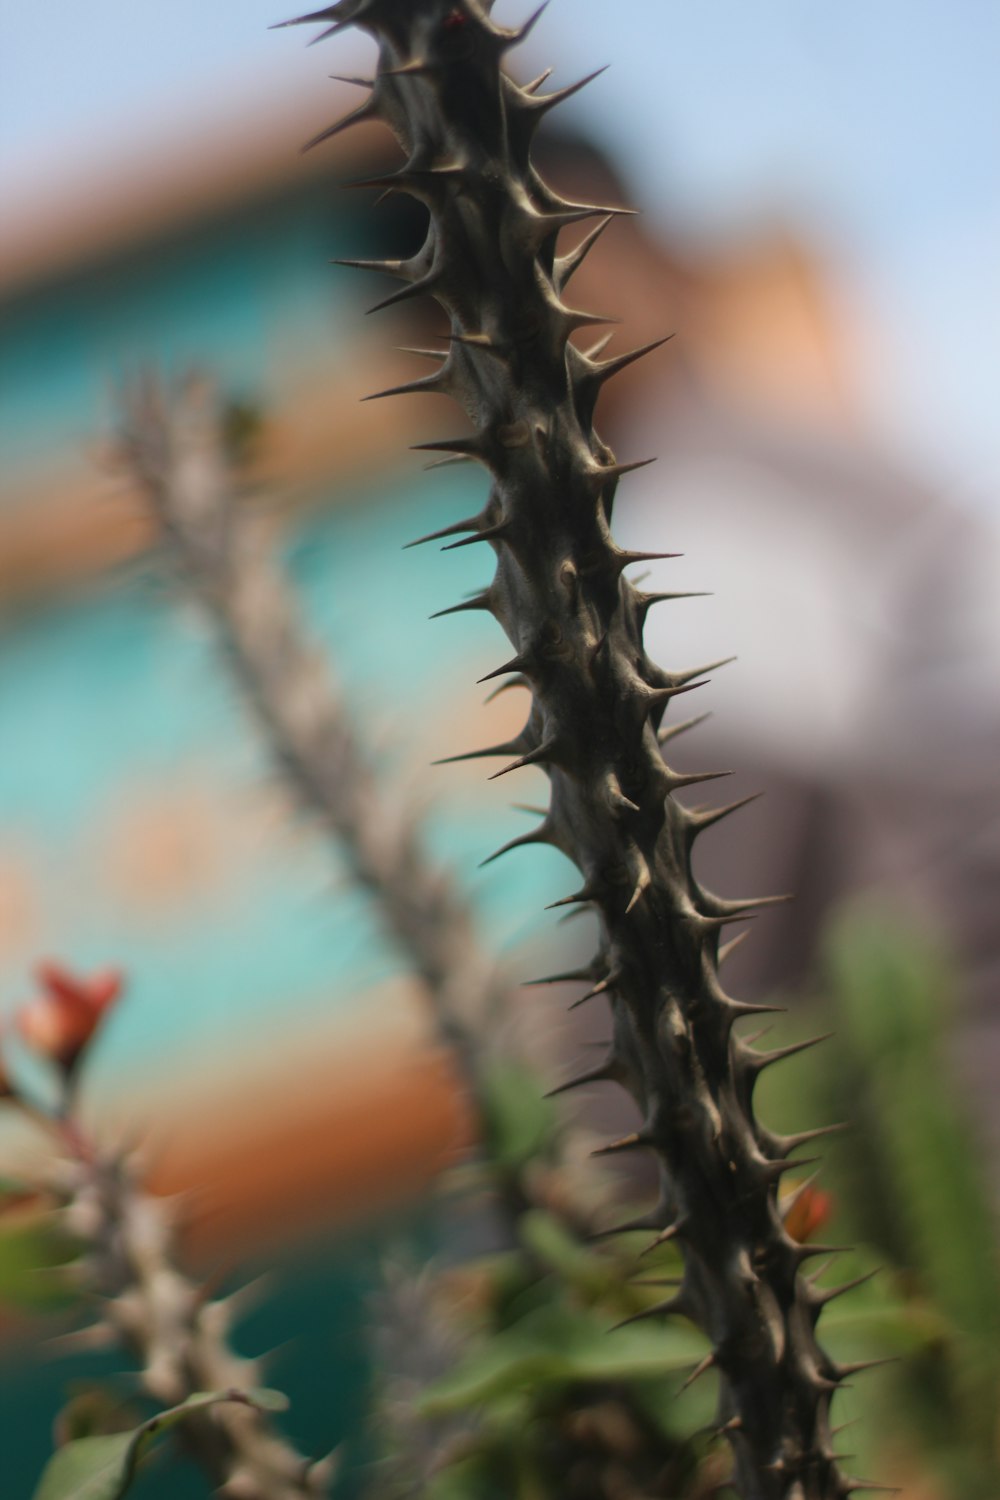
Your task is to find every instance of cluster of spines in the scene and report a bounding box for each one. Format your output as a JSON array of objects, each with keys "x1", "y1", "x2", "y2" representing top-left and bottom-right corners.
[{"x1": 277, "y1": 3, "x2": 884, "y2": 1496}]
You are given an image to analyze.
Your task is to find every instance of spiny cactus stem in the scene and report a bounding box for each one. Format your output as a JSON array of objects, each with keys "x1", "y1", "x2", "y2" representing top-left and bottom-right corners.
[
  {"x1": 49, "y1": 1126, "x2": 325, "y2": 1498},
  {"x1": 296, "y1": 4, "x2": 855, "y2": 1495}
]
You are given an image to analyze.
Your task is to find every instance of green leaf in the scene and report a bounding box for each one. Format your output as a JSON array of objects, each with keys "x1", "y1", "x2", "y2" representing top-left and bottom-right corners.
[
  {"x1": 478, "y1": 1061, "x2": 557, "y2": 1172},
  {"x1": 420, "y1": 1303, "x2": 707, "y2": 1416},
  {"x1": 517, "y1": 1210, "x2": 602, "y2": 1289},
  {"x1": 826, "y1": 913, "x2": 1000, "y2": 1401},
  {"x1": 0, "y1": 1207, "x2": 81, "y2": 1312},
  {"x1": 32, "y1": 1387, "x2": 289, "y2": 1500}
]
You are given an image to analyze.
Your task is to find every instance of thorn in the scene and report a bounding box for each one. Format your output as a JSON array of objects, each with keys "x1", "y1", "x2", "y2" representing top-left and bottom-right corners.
[
  {"x1": 522, "y1": 967, "x2": 593, "y2": 987},
  {"x1": 411, "y1": 435, "x2": 482, "y2": 460},
  {"x1": 555, "y1": 904, "x2": 592, "y2": 926},
  {"x1": 442, "y1": 521, "x2": 511, "y2": 551},
  {"x1": 751, "y1": 1033, "x2": 834, "y2": 1073},
  {"x1": 361, "y1": 371, "x2": 447, "y2": 401},
  {"x1": 673, "y1": 655, "x2": 737, "y2": 685},
  {"x1": 429, "y1": 591, "x2": 493, "y2": 620},
  {"x1": 477, "y1": 653, "x2": 529, "y2": 684},
  {"x1": 403, "y1": 514, "x2": 482, "y2": 549},
  {"x1": 270, "y1": 6, "x2": 341, "y2": 31},
  {"x1": 589, "y1": 333, "x2": 674, "y2": 385},
  {"x1": 307, "y1": 1450, "x2": 340, "y2": 1491},
  {"x1": 206, "y1": 1273, "x2": 274, "y2": 1329},
  {"x1": 841, "y1": 1481, "x2": 900, "y2": 1497},
  {"x1": 776, "y1": 1120, "x2": 849, "y2": 1155},
  {"x1": 615, "y1": 547, "x2": 682, "y2": 569},
  {"x1": 545, "y1": 884, "x2": 598, "y2": 910},
  {"x1": 638, "y1": 1220, "x2": 687, "y2": 1257},
  {"x1": 589, "y1": 1209, "x2": 665, "y2": 1241},
  {"x1": 560, "y1": 303, "x2": 622, "y2": 332},
  {"x1": 567, "y1": 988, "x2": 609, "y2": 1010},
  {"x1": 608, "y1": 1292, "x2": 686, "y2": 1331},
  {"x1": 811, "y1": 1268, "x2": 881, "y2": 1308},
  {"x1": 686, "y1": 792, "x2": 762, "y2": 833},
  {"x1": 530, "y1": 65, "x2": 610, "y2": 114},
  {"x1": 795, "y1": 1242, "x2": 853, "y2": 1264},
  {"x1": 366, "y1": 275, "x2": 440, "y2": 315},
  {"x1": 397, "y1": 344, "x2": 448, "y2": 362},
  {"x1": 508, "y1": 0, "x2": 551, "y2": 47},
  {"x1": 587, "y1": 457, "x2": 659, "y2": 490},
  {"x1": 446, "y1": 330, "x2": 502, "y2": 353},
  {"x1": 568, "y1": 970, "x2": 620, "y2": 1009},
  {"x1": 741, "y1": 1022, "x2": 776, "y2": 1049},
  {"x1": 625, "y1": 855, "x2": 652, "y2": 913},
  {"x1": 544, "y1": 1058, "x2": 616, "y2": 1097},
  {"x1": 308, "y1": 22, "x2": 346, "y2": 45},
  {"x1": 779, "y1": 1168, "x2": 824, "y2": 1221},
  {"x1": 645, "y1": 679, "x2": 710, "y2": 710},
  {"x1": 522, "y1": 66, "x2": 553, "y2": 94},
  {"x1": 581, "y1": 331, "x2": 615, "y2": 360},
  {"x1": 489, "y1": 736, "x2": 557, "y2": 780},
  {"x1": 423, "y1": 454, "x2": 472, "y2": 471},
  {"x1": 717, "y1": 929, "x2": 751, "y2": 966},
  {"x1": 555, "y1": 215, "x2": 614, "y2": 289},
  {"x1": 603, "y1": 772, "x2": 640, "y2": 815},
  {"x1": 657, "y1": 710, "x2": 712, "y2": 746},
  {"x1": 762, "y1": 1155, "x2": 823, "y2": 1184},
  {"x1": 381, "y1": 57, "x2": 433, "y2": 78},
  {"x1": 331, "y1": 255, "x2": 408, "y2": 277},
  {"x1": 302, "y1": 98, "x2": 376, "y2": 152},
  {"x1": 638, "y1": 590, "x2": 712, "y2": 623},
  {"x1": 346, "y1": 164, "x2": 465, "y2": 198},
  {"x1": 678, "y1": 1351, "x2": 716, "y2": 1394},
  {"x1": 724, "y1": 999, "x2": 788, "y2": 1022},
  {"x1": 43, "y1": 1322, "x2": 116, "y2": 1358},
  {"x1": 689, "y1": 900, "x2": 758, "y2": 936},
  {"x1": 478, "y1": 823, "x2": 550, "y2": 867},
  {"x1": 432, "y1": 738, "x2": 524, "y2": 766},
  {"x1": 668, "y1": 769, "x2": 735, "y2": 794},
  {"x1": 329, "y1": 74, "x2": 373, "y2": 88},
  {"x1": 709, "y1": 893, "x2": 794, "y2": 919},
  {"x1": 483, "y1": 674, "x2": 529, "y2": 704},
  {"x1": 591, "y1": 1131, "x2": 652, "y2": 1157}
]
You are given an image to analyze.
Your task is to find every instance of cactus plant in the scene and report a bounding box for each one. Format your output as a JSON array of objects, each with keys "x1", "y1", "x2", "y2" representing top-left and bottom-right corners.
[
  {"x1": 0, "y1": 963, "x2": 328, "y2": 1500},
  {"x1": 274, "y1": 4, "x2": 876, "y2": 1497}
]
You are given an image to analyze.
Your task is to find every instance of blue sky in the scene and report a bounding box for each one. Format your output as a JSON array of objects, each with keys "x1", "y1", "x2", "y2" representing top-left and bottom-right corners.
[{"x1": 2, "y1": 0, "x2": 998, "y2": 509}]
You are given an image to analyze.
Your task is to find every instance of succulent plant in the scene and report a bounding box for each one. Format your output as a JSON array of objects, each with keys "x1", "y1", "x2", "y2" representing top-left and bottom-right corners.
[{"x1": 275, "y1": 3, "x2": 880, "y2": 1496}]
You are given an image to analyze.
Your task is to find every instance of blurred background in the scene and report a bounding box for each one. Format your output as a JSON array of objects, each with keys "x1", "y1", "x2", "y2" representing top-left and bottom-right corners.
[{"x1": 1, "y1": 2, "x2": 998, "y2": 1495}]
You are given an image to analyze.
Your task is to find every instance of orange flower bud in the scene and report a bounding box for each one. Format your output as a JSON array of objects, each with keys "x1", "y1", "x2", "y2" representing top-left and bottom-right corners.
[
  {"x1": 782, "y1": 1183, "x2": 834, "y2": 1245},
  {"x1": 17, "y1": 961, "x2": 124, "y2": 1074}
]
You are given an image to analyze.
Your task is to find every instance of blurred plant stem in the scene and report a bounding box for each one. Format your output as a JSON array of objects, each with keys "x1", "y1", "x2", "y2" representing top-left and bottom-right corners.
[
  {"x1": 0, "y1": 968, "x2": 329, "y2": 1499},
  {"x1": 118, "y1": 376, "x2": 516, "y2": 1140}
]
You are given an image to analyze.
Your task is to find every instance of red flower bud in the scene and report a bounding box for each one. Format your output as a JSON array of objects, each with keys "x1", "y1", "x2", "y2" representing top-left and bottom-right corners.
[
  {"x1": 17, "y1": 961, "x2": 124, "y2": 1074},
  {"x1": 782, "y1": 1183, "x2": 834, "y2": 1245}
]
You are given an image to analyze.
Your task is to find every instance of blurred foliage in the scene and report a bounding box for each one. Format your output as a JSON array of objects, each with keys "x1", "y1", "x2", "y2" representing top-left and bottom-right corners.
[
  {"x1": 31, "y1": 1388, "x2": 290, "y2": 1500},
  {"x1": 0, "y1": 1192, "x2": 82, "y2": 1313},
  {"x1": 743, "y1": 906, "x2": 1000, "y2": 1497},
  {"x1": 6, "y1": 911, "x2": 1000, "y2": 1500},
  {"x1": 368, "y1": 1042, "x2": 931, "y2": 1500}
]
